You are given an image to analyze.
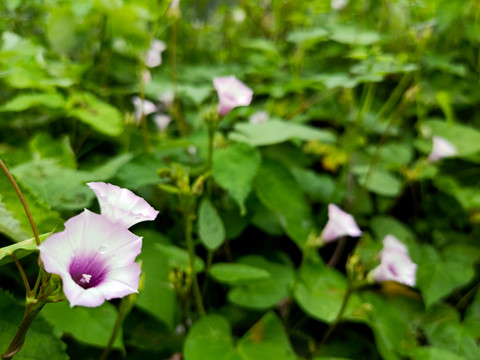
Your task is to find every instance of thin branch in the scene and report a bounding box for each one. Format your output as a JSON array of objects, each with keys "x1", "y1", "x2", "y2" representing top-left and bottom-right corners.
[
  {"x1": 10, "y1": 254, "x2": 31, "y2": 297},
  {"x1": 0, "y1": 158, "x2": 41, "y2": 246}
]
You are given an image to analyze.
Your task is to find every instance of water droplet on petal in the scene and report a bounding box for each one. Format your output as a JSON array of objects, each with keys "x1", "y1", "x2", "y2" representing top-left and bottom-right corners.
[{"x1": 98, "y1": 245, "x2": 107, "y2": 254}]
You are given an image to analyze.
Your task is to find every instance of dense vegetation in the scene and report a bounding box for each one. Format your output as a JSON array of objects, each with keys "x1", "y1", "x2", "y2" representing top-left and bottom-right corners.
[{"x1": 1, "y1": 0, "x2": 480, "y2": 359}]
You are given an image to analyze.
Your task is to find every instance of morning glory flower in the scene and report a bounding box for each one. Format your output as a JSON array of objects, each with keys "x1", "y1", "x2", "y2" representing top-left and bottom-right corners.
[
  {"x1": 87, "y1": 182, "x2": 159, "y2": 229},
  {"x1": 132, "y1": 96, "x2": 157, "y2": 123},
  {"x1": 154, "y1": 114, "x2": 172, "y2": 131},
  {"x1": 213, "y1": 75, "x2": 253, "y2": 116},
  {"x1": 331, "y1": 0, "x2": 348, "y2": 10},
  {"x1": 145, "y1": 39, "x2": 166, "y2": 68},
  {"x1": 428, "y1": 136, "x2": 457, "y2": 162},
  {"x1": 371, "y1": 235, "x2": 417, "y2": 287},
  {"x1": 249, "y1": 110, "x2": 269, "y2": 124},
  {"x1": 38, "y1": 210, "x2": 142, "y2": 307},
  {"x1": 320, "y1": 204, "x2": 362, "y2": 243}
]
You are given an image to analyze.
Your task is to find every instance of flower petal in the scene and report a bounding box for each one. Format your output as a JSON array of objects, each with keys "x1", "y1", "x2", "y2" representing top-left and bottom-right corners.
[
  {"x1": 87, "y1": 182, "x2": 159, "y2": 229},
  {"x1": 320, "y1": 204, "x2": 362, "y2": 243},
  {"x1": 213, "y1": 76, "x2": 253, "y2": 116},
  {"x1": 428, "y1": 136, "x2": 457, "y2": 162}
]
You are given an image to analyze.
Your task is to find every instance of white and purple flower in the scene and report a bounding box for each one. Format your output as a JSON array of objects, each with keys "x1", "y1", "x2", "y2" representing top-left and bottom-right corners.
[
  {"x1": 132, "y1": 96, "x2": 157, "y2": 123},
  {"x1": 38, "y1": 210, "x2": 142, "y2": 307},
  {"x1": 320, "y1": 204, "x2": 362, "y2": 243},
  {"x1": 213, "y1": 75, "x2": 253, "y2": 116},
  {"x1": 87, "y1": 182, "x2": 159, "y2": 229},
  {"x1": 145, "y1": 39, "x2": 166, "y2": 68},
  {"x1": 371, "y1": 235, "x2": 417, "y2": 287},
  {"x1": 428, "y1": 135, "x2": 457, "y2": 163}
]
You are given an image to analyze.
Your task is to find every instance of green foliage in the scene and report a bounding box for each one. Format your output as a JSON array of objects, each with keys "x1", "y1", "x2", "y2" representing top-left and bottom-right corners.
[
  {"x1": 212, "y1": 142, "x2": 261, "y2": 214},
  {"x1": 198, "y1": 198, "x2": 226, "y2": 250},
  {"x1": 41, "y1": 301, "x2": 124, "y2": 350},
  {"x1": 0, "y1": 291, "x2": 68, "y2": 359},
  {"x1": 2, "y1": 0, "x2": 480, "y2": 358},
  {"x1": 227, "y1": 255, "x2": 295, "y2": 310},
  {"x1": 184, "y1": 312, "x2": 295, "y2": 360}
]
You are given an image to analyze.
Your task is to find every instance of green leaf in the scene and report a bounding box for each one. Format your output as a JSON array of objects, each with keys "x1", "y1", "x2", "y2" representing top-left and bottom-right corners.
[
  {"x1": 420, "y1": 120, "x2": 480, "y2": 156},
  {"x1": 198, "y1": 198, "x2": 226, "y2": 251},
  {"x1": 41, "y1": 301, "x2": 123, "y2": 350},
  {"x1": 210, "y1": 263, "x2": 271, "y2": 285},
  {"x1": 228, "y1": 255, "x2": 295, "y2": 310},
  {"x1": 235, "y1": 311, "x2": 296, "y2": 360},
  {"x1": 136, "y1": 230, "x2": 176, "y2": 329},
  {"x1": 29, "y1": 133, "x2": 76, "y2": 168},
  {"x1": 229, "y1": 120, "x2": 336, "y2": 147},
  {"x1": 184, "y1": 315, "x2": 236, "y2": 360},
  {"x1": 12, "y1": 154, "x2": 132, "y2": 211},
  {"x1": 286, "y1": 27, "x2": 329, "y2": 45},
  {"x1": 416, "y1": 245, "x2": 476, "y2": 307},
  {"x1": 361, "y1": 292, "x2": 421, "y2": 360},
  {"x1": 212, "y1": 142, "x2": 261, "y2": 215},
  {"x1": 329, "y1": 25, "x2": 381, "y2": 45},
  {"x1": 423, "y1": 305, "x2": 480, "y2": 360},
  {"x1": 69, "y1": 92, "x2": 124, "y2": 136},
  {"x1": 156, "y1": 244, "x2": 205, "y2": 272},
  {"x1": 254, "y1": 160, "x2": 313, "y2": 248},
  {"x1": 0, "y1": 92, "x2": 66, "y2": 112},
  {"x1": 0, "y1": 290, "x2": 67, "y2": 359},
  {"x1": 406, "y1": 347, "x2": 466, "y2": 360},
  {"x1": 0, "y1": 233, "x2": 49, "y2": 266},
  {"x1": 184, "y1": 312, "x2": 295, "y2": 360},
  {"x1": 0, "y1": 172, "x2": 63, "y2": 242},
  {"x1": 294, "y1": 262, "x2": 365, "y2": 324},
  {"x1": 370, "y1": 216, "x2": 416, "y2": 245},
  {"x1": 353, "y1": 166, "x2": 402, "y2": 197}
]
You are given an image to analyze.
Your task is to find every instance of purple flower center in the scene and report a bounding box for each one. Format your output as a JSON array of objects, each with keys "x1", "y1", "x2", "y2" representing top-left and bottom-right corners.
[
  {"x1": 69, "y1": 255, "x2": 108, "y2": 289},
  {"x1": 387, "y1": 263, "x2": 398, "y2": 277}
]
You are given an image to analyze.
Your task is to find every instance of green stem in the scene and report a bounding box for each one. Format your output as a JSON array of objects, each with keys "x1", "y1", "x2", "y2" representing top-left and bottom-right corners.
[
  {"x1": 185, "y1": 209, "x2": 206, "y2": 317},
  {"x1": 10, "y1": 254, "x2": 31, "y2": 297},
  {"x1": 1, "y1": 302, "x2": 45, "y2": 360},
  {"x1": 317, "y1": 285, "x2": 353, "y2": 352},
  {"x1": 98, "y1": 307, "x2": 124, "y2": 360},
  {"x1": 0, "y1": 157, "x2": 41, "y2": 246}
]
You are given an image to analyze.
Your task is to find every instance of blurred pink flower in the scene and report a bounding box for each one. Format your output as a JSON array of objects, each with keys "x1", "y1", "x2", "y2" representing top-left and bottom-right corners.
[
  {"x1": 145, "y1": 39, "x2": 166, "y2": 68},
  {"x1": 249, "y1": 110, "x2": 269, "y2": 124},
  {"x1": 331, "y1": 0, "x2": 348, "y2": 10},
  {"x1": 154, "y1": 114, "x2": 172, "y2": 131},
  {"x1": 132, "y1": 96, "x2": 157, "y2": 123},
  {"x1": 87, "y1": 182, "x2": 159, "y2": 229},
  {"x1": 213, "y1": 75, "x2": 253, "y2": 116},
  {"x1": 428, "y1": 136, "x2": 457, "y2": 162},
  {"x1": 321, "y1": 204, "x2": 362, "y2": 243},
  {"x1": 38, "y1": 210, "x2": 142, "y2": 307},
  {"x1": 371, "y1": 235, "x2": 417, "y2": 287}
]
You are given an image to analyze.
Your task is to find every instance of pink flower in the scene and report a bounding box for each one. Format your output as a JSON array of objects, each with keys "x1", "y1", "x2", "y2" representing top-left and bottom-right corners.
[
  {"x1": 38, "y1": 210, "x2": 142, "y2": 307},
  {"x1": 145, "y1": 39, "x2": 166, "y2": 68},
  {"x1": 154, "y1": 114, "x2": 172, "y2": 131},
  {"x1": 132, "y1": 96, "x2": 157, "y2": 123},
  {"x1": 87, "y1": 182, "x2": 159, "y2": 229},
  {"x1": 213, "y1": 76, "x2": 253, "y2": 116},
  {"x1": 331, "y1": 0, "x2": 348, "y2": 10},
  {"x1": 428, "y1": 136, "x2": 457, "y2": 162},
  {"x1": 320, "y1": 204, "x2": 362, "y2": 243},
  {"x1": 249, "y1": 110, "x2": 269, "y2": 124},
  {"x1": 371, "y1": 235, "x2": 417, "y2": 287}
]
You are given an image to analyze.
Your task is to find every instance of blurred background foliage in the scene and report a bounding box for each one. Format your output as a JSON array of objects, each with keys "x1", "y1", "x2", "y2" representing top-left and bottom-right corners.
[{"x1": 1, "y1": 0, "x2": 480, "y2": 359}]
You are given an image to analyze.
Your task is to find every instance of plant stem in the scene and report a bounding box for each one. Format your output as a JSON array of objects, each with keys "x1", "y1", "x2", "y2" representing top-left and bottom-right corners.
[
  {"x1": 317, "y1": 285, "x2": 353, "y2": 352},
  {"x1": 185, "y1": 209, "x2": 206, "y2": 317},
  {"x1": 98, "y1": 307, "x2": 124, "y2": 360},
  {"x1": 10, "y1": 254, "x2": 31, "y2": 297},
  {"x1": 0, "y1": 157, "x2": 41, "y2": 246},
  {"x1": 1, "y1": 302, "x2": 45, "y2": 360}
]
